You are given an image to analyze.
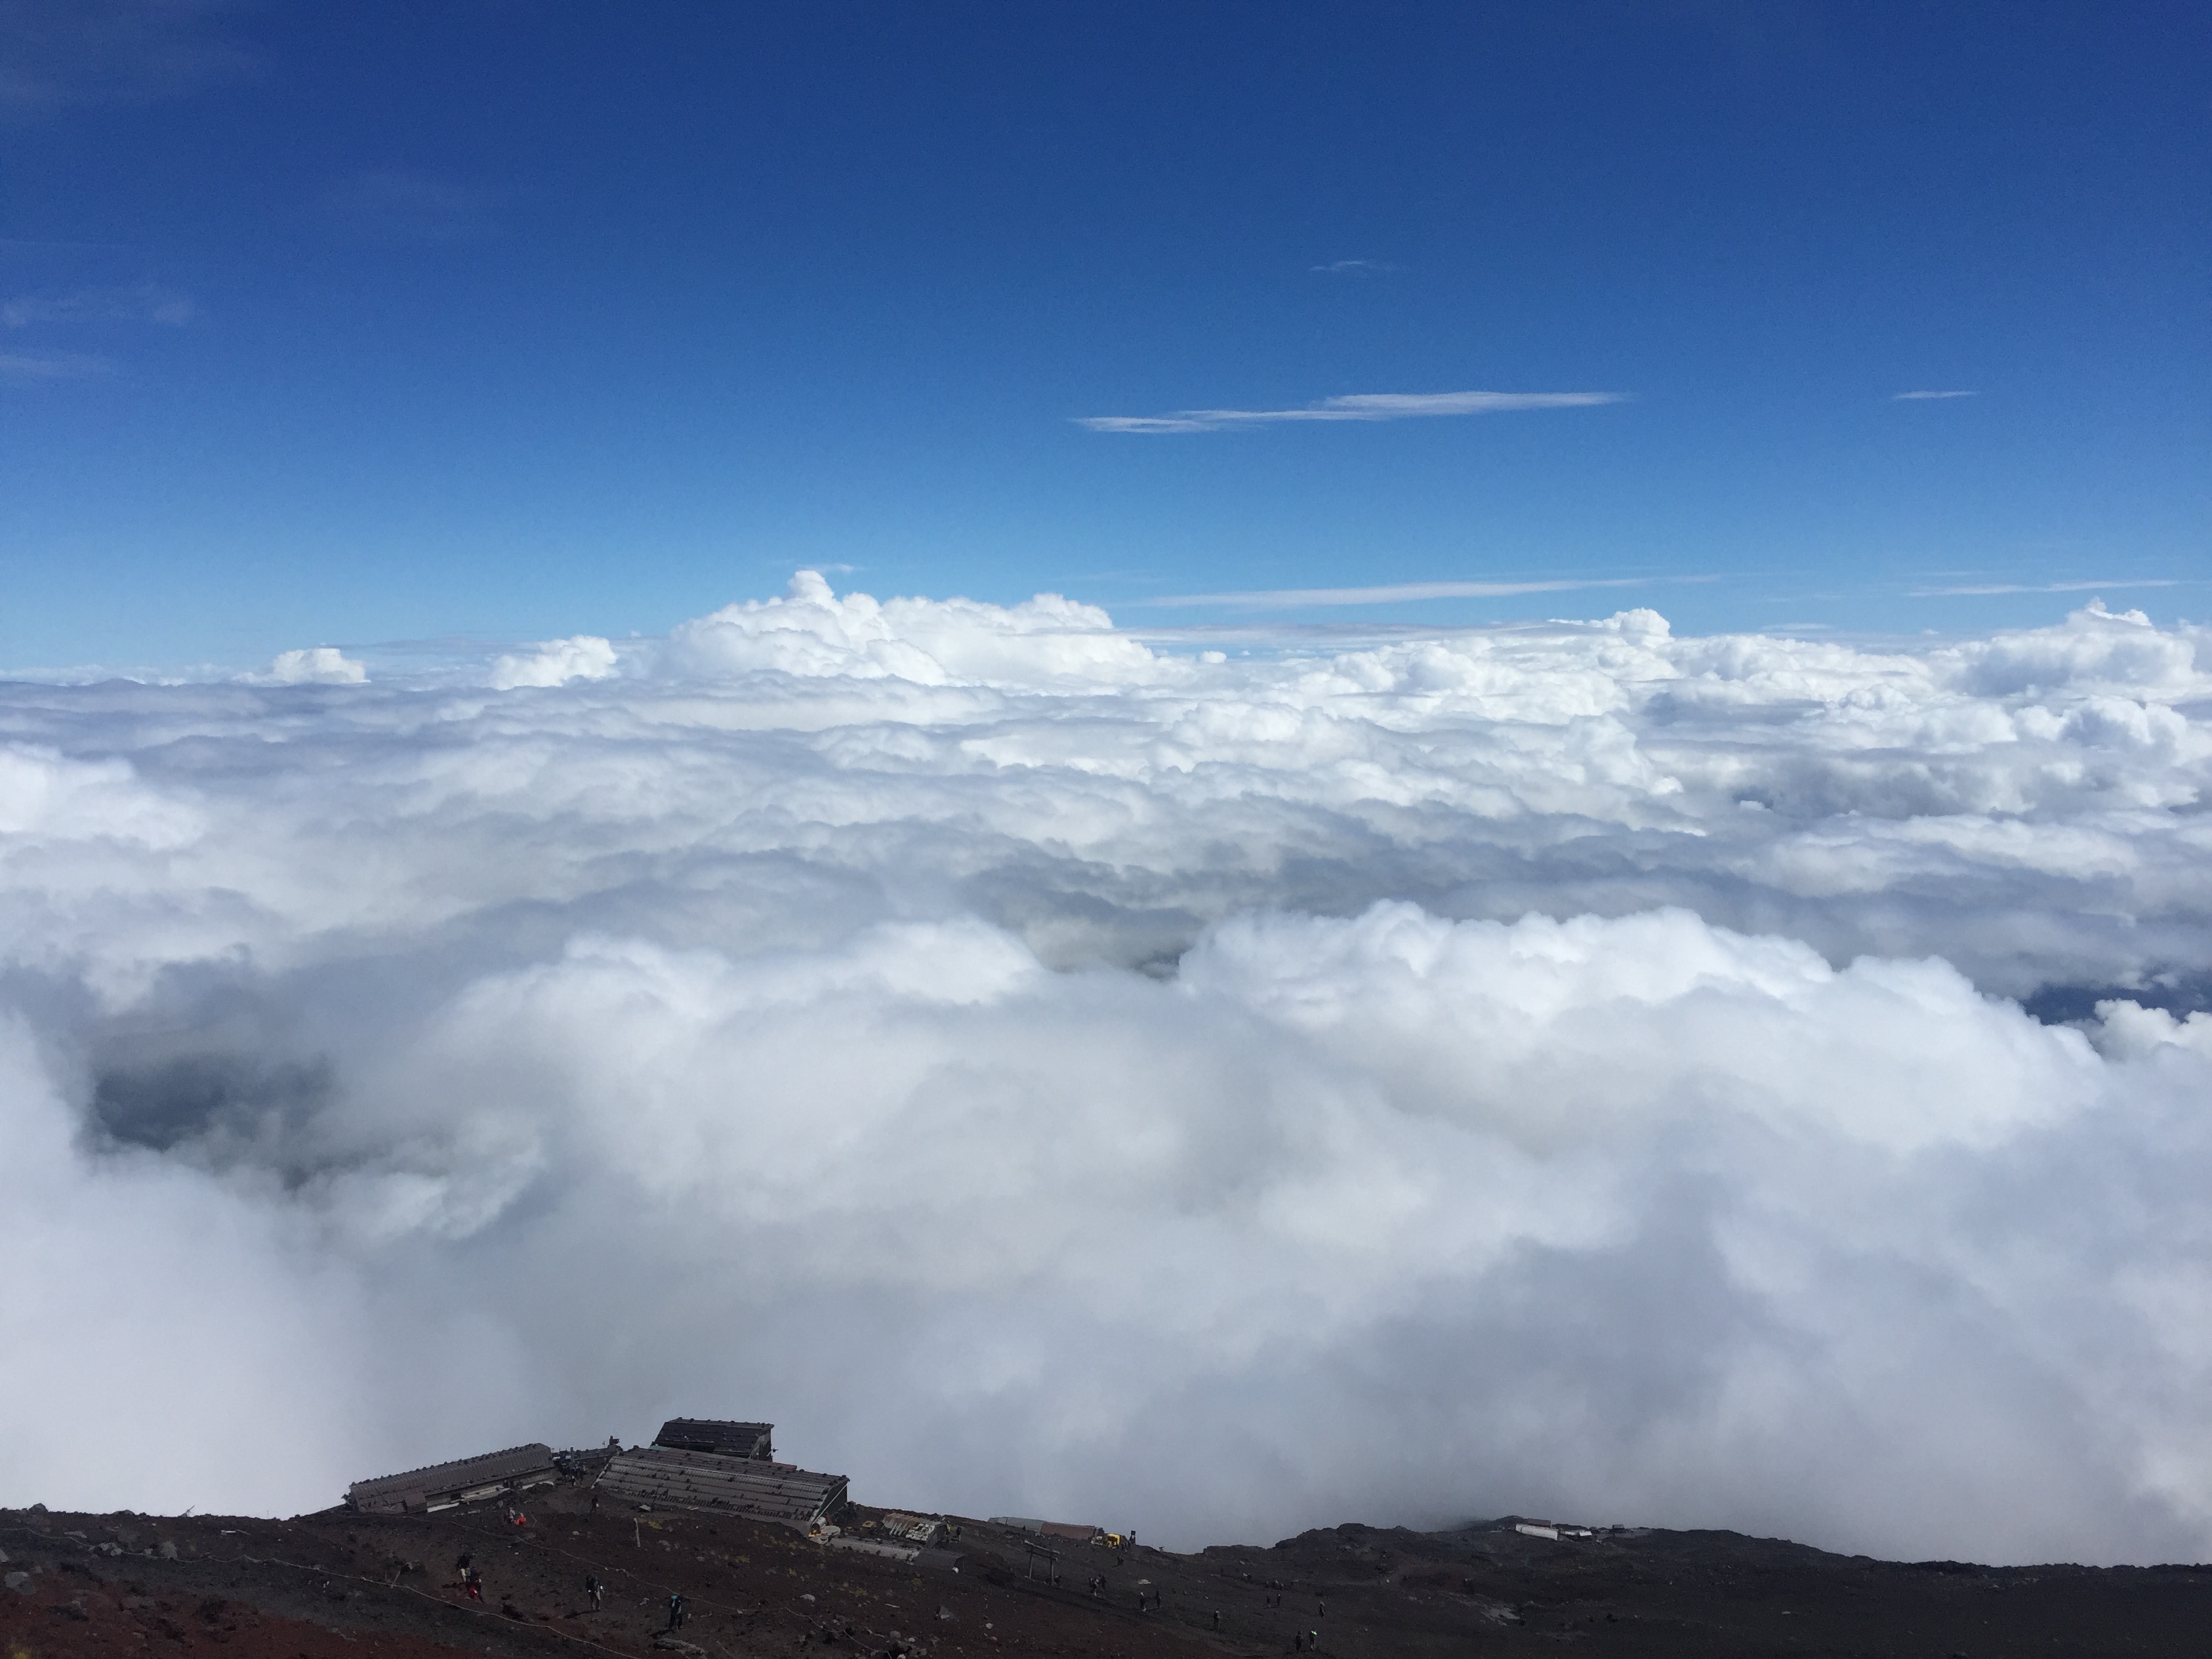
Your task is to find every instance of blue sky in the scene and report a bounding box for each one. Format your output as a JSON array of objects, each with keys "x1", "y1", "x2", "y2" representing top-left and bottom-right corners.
[{"x1": 1, "y1": 0, "x2": 2204, "y2": 668}]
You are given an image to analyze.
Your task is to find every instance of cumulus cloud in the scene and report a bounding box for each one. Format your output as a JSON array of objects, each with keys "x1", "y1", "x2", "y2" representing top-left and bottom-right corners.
[
  {"x1": 661, "y1": 569, "x2": 1165, "y2": 686},
  {"x1": 1, "y1": 573, "x2": 2210, "y2": 1565},
  {"x1": 489, "y1": 634, "x2": 619, "y2": 690},
  {"x1": 260, "y1": 646, "x2": 367, "y2": 685},
  {"x1": 1076, "y1": 390, "x2": 1626, "y2": 434}
]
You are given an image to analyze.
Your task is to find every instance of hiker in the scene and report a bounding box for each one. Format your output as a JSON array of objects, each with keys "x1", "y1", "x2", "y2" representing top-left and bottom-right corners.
[
  {"x1": 463, "y1": 1568, "x2": 483, "y2": 1602},
  {"x1": 583, "y1": 1574, "x2": 602, "y2": 1612},
  {"x1": 454, "y1": 1551, "x2": 472, "y2": 1578},
  {"x1": 1210, "y1": 1610, "x2": 1221, "y2": 1630},
  {"x1": 665, "y1": 1592, "x2": 687, "y2": 1631}
]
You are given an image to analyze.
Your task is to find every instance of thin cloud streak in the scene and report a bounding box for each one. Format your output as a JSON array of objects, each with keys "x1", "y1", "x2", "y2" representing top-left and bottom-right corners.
[
  {"x1": 0, "y1": 0, "x2": 260, "y2": 115},
  {"x1": 2, "y1": 283, "x2": 194, "y2": 327},
  {"x1": 0, "y1": 348, "x2": 112, "y2": 380},
  {"x1": 1914, "y1": 579, "x2": 2184, "y2": 597},
  {"x1": 321, "y1": 169, "x2": 495, "y2": 246},
  {"x1": 1077, "y1": 389, "x2": 1627, "y2": 434},
  {"x1": 1893, "y1": 390, "x2": 1978, "y2": 400},
  {"x1": 1141, "y1": 575, "x2": 1704, "y2": 609}
]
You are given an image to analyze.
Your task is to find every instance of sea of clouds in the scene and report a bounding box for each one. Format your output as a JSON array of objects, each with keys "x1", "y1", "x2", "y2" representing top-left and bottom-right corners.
[{"x1": 3, "y1": 571, "x2": 2210, "y2": 1565}]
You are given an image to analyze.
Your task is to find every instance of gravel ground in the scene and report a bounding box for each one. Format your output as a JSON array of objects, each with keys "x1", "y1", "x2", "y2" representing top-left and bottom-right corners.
[{"x1": 6, "y1": 1483, "x2": 2209, "y2": 1658}]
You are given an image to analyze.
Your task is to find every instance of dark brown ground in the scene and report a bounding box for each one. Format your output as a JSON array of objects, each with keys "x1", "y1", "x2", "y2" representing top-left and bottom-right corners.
[{"x1": 5, "y1": 1486, "x2": 2207, "y2": 1659}]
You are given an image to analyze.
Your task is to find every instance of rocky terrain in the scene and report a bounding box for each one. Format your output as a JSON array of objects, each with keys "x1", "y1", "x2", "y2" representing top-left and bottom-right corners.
[{"x1": 5, "y1": 1486, "x2": 2208, "y2": 1658}]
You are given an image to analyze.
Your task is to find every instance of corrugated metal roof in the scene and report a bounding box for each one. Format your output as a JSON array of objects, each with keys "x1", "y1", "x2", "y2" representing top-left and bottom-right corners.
[
  {"x1": 878, "y1": 1511, "x2": 944, "y2": 1547},
  {"x1": 596, "y1": 1446, "x2": 846, "y2": 1531},
  {"x1": 651, "y1": 1419, "x2": 774, "y2": 1460},
  {"x1": 346, "y1": 1444, "x2": 558, "y2": 1515}
]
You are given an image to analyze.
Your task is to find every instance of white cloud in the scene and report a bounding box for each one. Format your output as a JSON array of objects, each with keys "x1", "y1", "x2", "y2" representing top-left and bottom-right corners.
[
  {"x1": 262, "y1": 646, "x2": 367, "y2": 685},
  {"x1": 490, "y1": 635, "x2": 619, "y2": 690},
  {"x1": 1893, "y1": 390, "x2": 1978, "y2": 400},
  {"x1": 1076, "y1": 390, "x2": 1627, "y2": 434},
  {"x1": 2, "y1": 575, "x2": 2211, "y2": 1565},
  {"x1": 661, "y1": 569, "x2": 1167, "y2": 687},
  {"x1": 1310, "y1": 258, "x2": 1398, "y2": 274}
]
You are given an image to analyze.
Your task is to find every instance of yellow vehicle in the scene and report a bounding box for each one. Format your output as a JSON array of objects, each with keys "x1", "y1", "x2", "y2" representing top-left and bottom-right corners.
[{"x1": 1096, "y1": 1532, "x2": 1126, "y2": 1549}]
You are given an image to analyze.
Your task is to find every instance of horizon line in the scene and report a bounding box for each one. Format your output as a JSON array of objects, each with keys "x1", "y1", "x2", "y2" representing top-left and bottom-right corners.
[{"x1": 1135, "y1": 575, "x2": 1711, "y2": 609}]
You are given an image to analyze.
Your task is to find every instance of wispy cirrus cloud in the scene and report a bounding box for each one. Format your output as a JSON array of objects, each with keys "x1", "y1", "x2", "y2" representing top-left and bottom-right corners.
[
  {"x1": 1076, "y1": 388, "x2": 1627, "y2": 434},
  {"x1": 0, "y1": 348, "x2": 112, "y2": 380},
  {"x1": 1914, "y1": 578, "x2": 2184, "y2": 598},
  {"x1": 0, "y1": 0, "x2": 260, "y2": 116},
  {"x1": 1311, "y1": 258, "x2": 1398, "y2": 274},
  {"x1": 1893, "y1": 390, "x2": 1978, "y2": 400},
  {"x1": 1139, "y1": 575, "x2": 1703, "y2": 609},
  {"x1": 1, "y1": 282, "x2": 194, "y2": 328},
  {"x1": 321, "y1": 169, "x2": 495, "y2": 246}
]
